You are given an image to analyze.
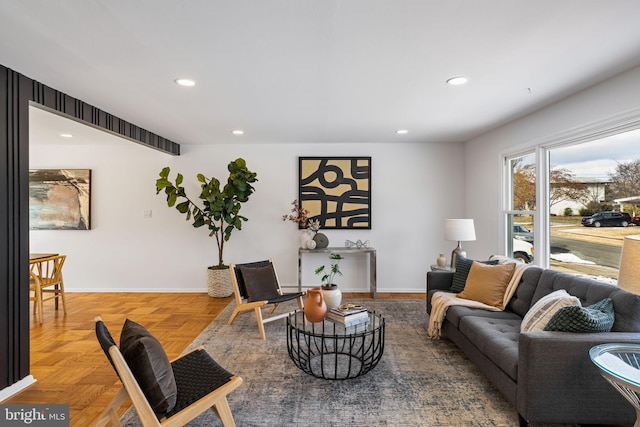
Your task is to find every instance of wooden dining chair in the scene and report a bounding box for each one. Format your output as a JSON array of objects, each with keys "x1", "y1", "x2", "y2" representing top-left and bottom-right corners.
[
  {"x1": 29, "y1": 270, "x2": 44, "y2": 324},
  {"x1": 30, "y1": 255, "x2": 67, "y2": 322}
]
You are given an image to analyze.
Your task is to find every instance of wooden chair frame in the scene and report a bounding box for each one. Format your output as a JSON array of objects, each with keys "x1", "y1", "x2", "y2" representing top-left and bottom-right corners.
[
  {"x1": 93, "y1": 318, "x2": 242, "y2": 427},
  {"x1": 29, "y1": 254, "x2": 66, "y2": 323},
  {"x1": 228, "y1": 259, "x2": 304, "y2": 340},
  {"x1": 29, "y1": 270, "x2": 44, "y2": 324}
]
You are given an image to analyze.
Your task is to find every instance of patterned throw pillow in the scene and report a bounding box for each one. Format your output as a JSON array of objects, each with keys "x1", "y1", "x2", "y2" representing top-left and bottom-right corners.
[
  {"x1": 544, "y1": 298, "x2": 615, "y2": 333},
  {"x1": 450, "y1": 257, "x2": 499, "y2": 293},
  {"x1": 520, "y1": 290, "x2": 580, "y2": 332}
]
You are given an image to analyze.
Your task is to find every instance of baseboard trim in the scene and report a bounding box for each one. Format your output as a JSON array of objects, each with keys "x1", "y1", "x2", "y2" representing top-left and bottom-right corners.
[{"x1": 0, "y1": 375, "x2": 36, "y2": 402}]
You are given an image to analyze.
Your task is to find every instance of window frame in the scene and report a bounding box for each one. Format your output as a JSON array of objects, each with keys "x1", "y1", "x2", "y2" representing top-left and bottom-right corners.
[
  {"x1": 500, "y1": 107, "x2": 640, "y2": 270},
  {"x1": 502, "y1": 150, "x2": 538, "y2": 264}
]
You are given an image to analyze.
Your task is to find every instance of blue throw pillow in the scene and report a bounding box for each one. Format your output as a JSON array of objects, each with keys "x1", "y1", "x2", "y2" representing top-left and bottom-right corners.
[
  {"x1": 544, "y1": 298, "x2": 614, "y2": 333},
  {"x1": 450, "y1": 257, "x2": 499, "y2": 293}
]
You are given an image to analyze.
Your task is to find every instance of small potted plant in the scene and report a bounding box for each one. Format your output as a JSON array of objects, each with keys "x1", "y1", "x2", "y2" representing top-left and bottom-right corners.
[{"x1": 315, "y1": 253, "x2": 343, "y2": 309}]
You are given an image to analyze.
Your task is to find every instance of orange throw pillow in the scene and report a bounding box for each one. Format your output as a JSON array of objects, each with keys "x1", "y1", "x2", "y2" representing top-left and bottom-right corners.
[{"x1": 456, "y1": 261, "x2": 516, "y2": 309}]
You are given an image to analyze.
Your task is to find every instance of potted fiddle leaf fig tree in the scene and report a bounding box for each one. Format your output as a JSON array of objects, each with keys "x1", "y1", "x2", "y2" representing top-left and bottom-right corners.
[{"x1": 155, "y1": 158, "x2": 258, "y2": 297}]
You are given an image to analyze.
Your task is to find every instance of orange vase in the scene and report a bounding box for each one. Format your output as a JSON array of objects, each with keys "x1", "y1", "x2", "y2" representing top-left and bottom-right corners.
[{"x1": 304, "y1": 287, "x2": 327, "y2": 322}]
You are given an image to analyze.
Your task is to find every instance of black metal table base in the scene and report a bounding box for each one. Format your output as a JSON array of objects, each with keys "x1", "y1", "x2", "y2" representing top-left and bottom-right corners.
[{"x1": 286, "y1": 310, "x2": 385, "y2": 380}]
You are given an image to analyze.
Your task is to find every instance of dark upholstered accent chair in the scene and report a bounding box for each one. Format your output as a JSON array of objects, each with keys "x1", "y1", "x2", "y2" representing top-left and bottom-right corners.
[
  {"x1": 228, "y1": 259, "x2": 304, "y2": 339},
  {"x1": 93, "y1": 317, "x2": 242, "y2": 427}
]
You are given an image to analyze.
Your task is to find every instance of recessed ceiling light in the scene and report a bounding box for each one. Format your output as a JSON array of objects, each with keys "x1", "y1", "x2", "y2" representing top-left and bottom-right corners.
[
  {"x1": 396, "y1": 129, "x2": 409, "y2": 135},
  {"x1": 446, "y1": 76, "x2": 469, "y2": 86},
  {"x1": 174, "y1": 78, "x2": 196, "y2": 87},
  {"x1": 60, "y1": 133, "x2": 73, "y2": 138},
  {"x1": 232, "y1": 130, "x2": 244, "y2": 135}
]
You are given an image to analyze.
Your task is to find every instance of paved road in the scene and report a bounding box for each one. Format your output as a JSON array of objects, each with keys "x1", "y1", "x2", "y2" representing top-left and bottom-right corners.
[{"x1": 550, "y1": 236, "x2": 622, "y2": 268}]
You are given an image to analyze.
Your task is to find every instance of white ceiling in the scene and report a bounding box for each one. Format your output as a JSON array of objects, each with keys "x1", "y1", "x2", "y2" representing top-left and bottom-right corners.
[{"x1": 3, "y1": 1, "x2": 640, "y2": 146}]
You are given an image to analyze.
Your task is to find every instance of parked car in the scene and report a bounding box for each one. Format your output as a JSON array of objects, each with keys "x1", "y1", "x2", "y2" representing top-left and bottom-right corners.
[
  {"x1": 581, "y1": 211, "x2": 632, "y2": 227},
  {"x1": 513, "y1": 238, "x2": 534, "y2": 263},
  {"x1": 632, "y1": 216, "x2": 640, "y2": 225},
  {"x1": 513, "y1": 224, "x2": 534, "y2": 243}
]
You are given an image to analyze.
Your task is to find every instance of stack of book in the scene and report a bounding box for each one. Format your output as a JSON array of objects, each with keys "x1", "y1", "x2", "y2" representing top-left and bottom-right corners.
[{"x1": 326, "y1": 305, "x2": 370, "y2": 327}]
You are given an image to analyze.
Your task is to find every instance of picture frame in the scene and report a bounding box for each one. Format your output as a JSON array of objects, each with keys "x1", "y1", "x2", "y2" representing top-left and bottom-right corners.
[
  {"x1": 29, "y1": 169, "x2": 92, "y2": 230},
  {"x1": 299, "y1": 157, "x2": 371, "y2": 229}
]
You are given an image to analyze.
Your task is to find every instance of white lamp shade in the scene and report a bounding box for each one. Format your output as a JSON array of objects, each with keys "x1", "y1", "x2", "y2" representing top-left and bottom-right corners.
[
  {"x1": 444, "y1": 219, "x2": 476, "y2": 242},
  {"x1": 618, "y1": 235, "x2": 640, "y2": 294}
]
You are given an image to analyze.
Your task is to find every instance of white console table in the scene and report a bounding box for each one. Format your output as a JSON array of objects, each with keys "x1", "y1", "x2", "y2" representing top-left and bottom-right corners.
[{"x1": 298, "y1": 247, "x2": 377, "y2": 298}]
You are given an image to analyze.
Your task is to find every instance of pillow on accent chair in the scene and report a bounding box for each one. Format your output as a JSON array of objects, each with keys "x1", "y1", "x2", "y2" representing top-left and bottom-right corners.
[
  {"x1": 544, "y1": 298, "x2": 615, "y2": 333},
  {"x1": 120, "y1": 319, "x2": 177, "y2": 414},
  {"x1": 456, "y1": 261, "x2": 516, "y2": 308},
  {"x1": 450, "y1": 257, "x2": 500, "y2": 293},
  {"x1": 521, "y1": 289, "x2": 581, "y2": 332},
  {"x1": 239, "y1": 265, "x2": 280, "y2": 302}
]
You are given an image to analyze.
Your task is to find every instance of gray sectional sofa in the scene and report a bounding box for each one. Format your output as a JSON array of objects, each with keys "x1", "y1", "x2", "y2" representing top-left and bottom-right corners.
[{"x1": 426, "y1": 265, "x2": 640, "y2": 426}]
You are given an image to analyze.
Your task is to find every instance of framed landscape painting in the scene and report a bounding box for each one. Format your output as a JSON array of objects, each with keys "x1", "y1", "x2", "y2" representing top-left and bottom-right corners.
[
  {"x1": 29, "y1": 169, "x2": 92, "y2": 230},
  {"x1": 299, "y1": 157, "x2": 371, "y2": 229}
]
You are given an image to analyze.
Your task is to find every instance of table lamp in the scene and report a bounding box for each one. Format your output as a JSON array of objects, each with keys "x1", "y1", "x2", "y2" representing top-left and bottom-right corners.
[
  {"x1": 444, "y1": 218, "x2": 476, "y2": 268},
  {"x1": 618, "y1": 235, "x2": 640, "y2": 294}
]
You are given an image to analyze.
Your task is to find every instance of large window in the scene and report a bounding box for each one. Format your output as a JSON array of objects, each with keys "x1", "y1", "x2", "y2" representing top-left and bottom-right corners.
[
  {"x1": 548, "y1": 129, "x2": 640, "y2": 282},
  {"x1": 504, "y1": 125, "x2": 640, "y2": 283}
]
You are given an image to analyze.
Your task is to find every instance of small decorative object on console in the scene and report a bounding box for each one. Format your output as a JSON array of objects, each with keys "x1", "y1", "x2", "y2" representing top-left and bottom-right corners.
[
  {"x1": 345, "y1": 239, "x2": 370, "y2": 249},
  {"x1": 313, "y1": 232, "x2": 329, "y2": 248}
]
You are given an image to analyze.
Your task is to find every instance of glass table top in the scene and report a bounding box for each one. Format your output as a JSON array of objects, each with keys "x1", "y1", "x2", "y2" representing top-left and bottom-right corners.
[{"x1": 590, "y1": 343, "x2": 640, "y2": 387}]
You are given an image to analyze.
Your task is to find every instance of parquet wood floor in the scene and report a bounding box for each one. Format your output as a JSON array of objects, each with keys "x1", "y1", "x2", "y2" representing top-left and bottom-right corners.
[{"x1": 3, "y1": 291, "x2": 423, "y2": 426}]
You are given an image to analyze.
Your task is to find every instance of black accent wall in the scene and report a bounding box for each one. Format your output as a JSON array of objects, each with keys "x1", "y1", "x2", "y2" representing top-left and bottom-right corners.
[{"x1": 0, "y1": 64, "x2": 180, "y2": 392}]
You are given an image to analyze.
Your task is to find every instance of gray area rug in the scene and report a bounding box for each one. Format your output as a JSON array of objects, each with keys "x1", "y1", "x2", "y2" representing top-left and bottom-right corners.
[{"x1": 122, "y1": 299, "x2": 575, "y2": 426}]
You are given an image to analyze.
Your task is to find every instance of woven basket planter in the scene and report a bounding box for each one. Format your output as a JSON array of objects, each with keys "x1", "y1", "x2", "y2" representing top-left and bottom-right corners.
[{"x1": 207, "y1": 267, "x2": 233, "y2": 298}]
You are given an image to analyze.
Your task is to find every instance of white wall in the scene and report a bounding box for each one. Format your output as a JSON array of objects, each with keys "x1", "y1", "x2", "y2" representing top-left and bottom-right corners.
[
  {"x1": 463, "y1": 65, "x2": 640, "y2": 260},
  {"x1": 30, "y1": 123, "x2": 465, "y2": 293},
  {"x1": 30, "y1": 64, "x2": 640, "y2": 293}
]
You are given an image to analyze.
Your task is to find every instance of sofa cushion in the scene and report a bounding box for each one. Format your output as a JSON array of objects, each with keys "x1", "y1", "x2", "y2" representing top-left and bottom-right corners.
[
  {"x1": 446, "y1": 305, "x2": 522, "y2": 329},
  {"x1": 521, "y1": 289, "x2": 580, "y2": 332},
  {"x1": 544, "y1": 298, "x2": 615, "y2": 333},
  {"x1": 458, "y1": 316, "x2": 521, "y2": 381},
  {"x1": 450, "y1": 257, "x2": 499, "y2": 293},
  {"x1": 505, "y1": 266, "x2": 544, "y2": 317},
  {"x1": 457, "y1": 262, "x2": 516, "y2": 308},
  {"x1": 609, "y1": 291, "x2": 640, "y2": 332},
  {"x1": 532, "y1": 269, "x2": 640, "y2": 332}
]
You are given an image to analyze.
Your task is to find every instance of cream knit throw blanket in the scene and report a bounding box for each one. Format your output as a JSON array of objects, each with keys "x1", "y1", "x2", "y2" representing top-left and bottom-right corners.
[{"x1": 427, "y1": 263, "x2": 528, "y2": 339}]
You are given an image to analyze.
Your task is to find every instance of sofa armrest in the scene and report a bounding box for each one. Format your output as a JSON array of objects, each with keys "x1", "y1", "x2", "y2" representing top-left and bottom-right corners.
[
  {"x1": 426, "y1": 271, "x2": 454, "y2": 314},
  {"x1": 517, "y1": 331, "x2": 639, "y2": 425},
  {"x1": 426, "y1": 271, "x2": 454, "y2": 292}
]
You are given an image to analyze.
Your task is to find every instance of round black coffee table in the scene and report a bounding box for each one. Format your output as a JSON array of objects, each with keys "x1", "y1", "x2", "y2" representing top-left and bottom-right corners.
[{"x1": 286, "y1": 309, "x2": 385, "y2": 380}]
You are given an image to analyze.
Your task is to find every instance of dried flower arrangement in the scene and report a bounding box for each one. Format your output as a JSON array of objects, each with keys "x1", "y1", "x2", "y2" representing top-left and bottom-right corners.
[{"x1": 282, "y1": 199, "x2": 309, "y2": 228}]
